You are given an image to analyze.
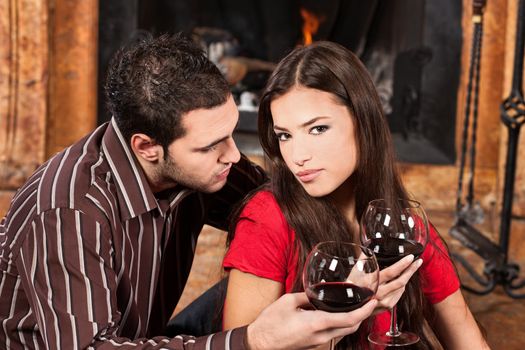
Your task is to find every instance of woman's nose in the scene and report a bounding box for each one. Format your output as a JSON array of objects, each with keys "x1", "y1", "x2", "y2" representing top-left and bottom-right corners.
[{"x1": 292, "y1": 140, "x2": 312, "y2": 166}]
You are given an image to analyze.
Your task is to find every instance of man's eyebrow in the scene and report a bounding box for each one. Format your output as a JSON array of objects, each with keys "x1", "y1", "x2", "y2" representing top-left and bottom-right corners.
[
  {"x1": 273, "y1": 116, "x2": 330, "y2": 131},
  {"x1": 193, "y1": 135, "x2": 229, "y2": 151}
]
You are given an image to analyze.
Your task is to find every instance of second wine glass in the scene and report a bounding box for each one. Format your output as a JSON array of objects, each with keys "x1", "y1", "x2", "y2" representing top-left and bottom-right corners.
[
  {"x1": 303, "y1": 241, "x2": 380, "y2": 349},
  {"x1": 360, "y1": 198, "x2": 429, "y2": 347}
]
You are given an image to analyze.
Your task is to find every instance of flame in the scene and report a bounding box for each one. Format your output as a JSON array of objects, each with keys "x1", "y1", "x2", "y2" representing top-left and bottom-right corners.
[{"x1": 300, "y1": 8, "x2": 321, "y2": 45}]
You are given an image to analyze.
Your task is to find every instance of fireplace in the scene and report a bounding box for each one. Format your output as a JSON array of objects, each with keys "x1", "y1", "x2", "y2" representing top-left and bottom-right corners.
[{"x1": 98, "y1": 0, "x2": 462, "y2": 164}]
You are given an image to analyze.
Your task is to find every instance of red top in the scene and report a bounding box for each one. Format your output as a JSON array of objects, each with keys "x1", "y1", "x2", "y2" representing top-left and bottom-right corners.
[{"x1": 223, "y1": 190, "x2": 460, "y2": 333}]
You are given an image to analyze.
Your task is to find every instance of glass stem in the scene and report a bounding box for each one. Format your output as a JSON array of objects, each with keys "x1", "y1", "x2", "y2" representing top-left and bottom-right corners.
[{"x1": 387, "y1": 305, "x2": 401, "y2": 337}]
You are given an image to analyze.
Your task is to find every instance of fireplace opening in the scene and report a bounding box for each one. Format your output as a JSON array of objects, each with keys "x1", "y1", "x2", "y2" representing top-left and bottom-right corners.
[{"x1": 98, "y1": 0, "x2": 461, "y2": 164}]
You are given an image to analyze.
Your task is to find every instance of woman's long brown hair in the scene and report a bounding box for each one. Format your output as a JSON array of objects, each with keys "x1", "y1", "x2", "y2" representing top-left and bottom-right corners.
[{"x1": 229, "y1": 41, "x2": 441, "y2": 349}]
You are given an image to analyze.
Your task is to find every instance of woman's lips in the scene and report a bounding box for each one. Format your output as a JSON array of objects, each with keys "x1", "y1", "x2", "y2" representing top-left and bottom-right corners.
[{"x1": 296, "y1": 169, "x2": 322, "y2": 183}]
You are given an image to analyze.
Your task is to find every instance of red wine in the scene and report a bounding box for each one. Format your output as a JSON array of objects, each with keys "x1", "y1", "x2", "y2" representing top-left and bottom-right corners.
[
  {"x1": 306, "y1": 282, "x2": 374, "y2": 313},
  {"x1": 367, "y1": 238, "x2": 424, "y2": 268}
]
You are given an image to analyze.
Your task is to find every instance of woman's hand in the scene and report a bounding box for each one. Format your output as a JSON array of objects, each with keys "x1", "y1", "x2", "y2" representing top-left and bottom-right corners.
[{"x1": 373, "y1": 255, "x2": 423, "y2": 314}]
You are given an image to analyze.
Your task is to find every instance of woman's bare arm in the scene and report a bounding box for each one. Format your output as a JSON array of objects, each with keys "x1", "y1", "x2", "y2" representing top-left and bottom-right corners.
[
  {"x1": 223, "y1": 269, "x2": 283, "y2": 330},
  {"x1": 432, "y1": 289, "x2": 491, "y2": 349}
]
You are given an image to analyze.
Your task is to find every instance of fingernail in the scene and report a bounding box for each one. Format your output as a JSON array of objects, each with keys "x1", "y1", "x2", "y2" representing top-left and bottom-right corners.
[
  {"x1": 405, "y1": 254, "x2": 415, "y2": 262},
  {"x1": 415, "y1": 259, "x2": 423, "y2": 268}
]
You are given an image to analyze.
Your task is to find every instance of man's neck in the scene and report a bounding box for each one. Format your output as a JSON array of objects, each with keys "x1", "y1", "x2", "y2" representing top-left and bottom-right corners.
[{"x1": 135, "y1": 154, "x2": 176, "y2": 194}]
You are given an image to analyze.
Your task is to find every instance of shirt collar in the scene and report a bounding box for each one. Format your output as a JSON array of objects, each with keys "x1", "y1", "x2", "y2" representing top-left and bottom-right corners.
[{"x1": 101, "y1": 118, "x2": 161, "y2": 220}]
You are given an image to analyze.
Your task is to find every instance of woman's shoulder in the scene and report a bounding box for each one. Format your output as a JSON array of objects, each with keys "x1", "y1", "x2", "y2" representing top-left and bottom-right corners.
[
  {"x1": 239, "y1": 190, "x2": 289, "y2": 231},
  {"x1": 242, "y1": 190, "x2": 282, "y2": 215},
  {"x1": 248, "y1": 189, "x2": 277, "y2": 202}
]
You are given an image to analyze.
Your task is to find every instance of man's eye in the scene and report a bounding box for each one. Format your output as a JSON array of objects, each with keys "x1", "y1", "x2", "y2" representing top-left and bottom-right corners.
[
  {"x1": 201, "y1": 145, "x2": 218, "y2": 153},
  {"x1": 310, "y1": 126, "x2": 329, "y2": 135},
  {"x1": 276, "y1": 133, "x2": 291, "y2": 141}
]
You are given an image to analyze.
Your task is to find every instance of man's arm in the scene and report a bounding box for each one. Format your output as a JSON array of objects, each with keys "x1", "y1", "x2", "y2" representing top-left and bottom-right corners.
[
  {"x1": 246, "y1": 293, "x2": 378, "y2": 350},
  {"x1": 15, "y1": 208, "x2": 246, "y2": 349},
  {"x1": 205, "y1": 154, "x2": 268, "y2": 230},
  {"x1": 14, "y1": 207, "x2": 378, "y2": 350}
]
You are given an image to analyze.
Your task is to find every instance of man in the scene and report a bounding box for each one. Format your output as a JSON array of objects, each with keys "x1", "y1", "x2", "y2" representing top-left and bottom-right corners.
[{"x1": 0, "y1": 33, "x2": 377, "y2": 349}]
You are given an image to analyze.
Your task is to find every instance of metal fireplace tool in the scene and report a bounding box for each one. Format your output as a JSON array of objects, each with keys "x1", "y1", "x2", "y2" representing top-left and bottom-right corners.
[{"x1": 450, "y1": 0, "x2": 525, "y2": 298}]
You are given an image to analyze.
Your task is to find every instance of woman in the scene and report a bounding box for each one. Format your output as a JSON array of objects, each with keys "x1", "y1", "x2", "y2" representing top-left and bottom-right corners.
[{"x1": 223, "y1": 41, "x2": 489, "y2": 349}]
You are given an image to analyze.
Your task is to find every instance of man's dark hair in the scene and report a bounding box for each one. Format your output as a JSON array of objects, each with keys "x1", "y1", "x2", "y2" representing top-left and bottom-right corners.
[{"x1": 104, "y1": 32, "x2": 230, "y2": 152}]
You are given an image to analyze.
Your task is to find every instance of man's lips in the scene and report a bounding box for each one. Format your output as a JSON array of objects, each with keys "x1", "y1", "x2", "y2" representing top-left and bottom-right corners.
[
  {"x1": 217, "y1": 166, "x2": 232, "y2": 180},
  {"x1": 296, "y1": 169, "x2": 322, "y2": 183}
]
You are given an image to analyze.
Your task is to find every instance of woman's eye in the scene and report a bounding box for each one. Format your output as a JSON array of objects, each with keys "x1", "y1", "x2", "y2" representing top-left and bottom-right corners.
[
  {"x1": 276, "y1": 133, "x2": 291, "y2": 141},
  {"x1": 310, "y1": 125, "x2": 329, "y2": 135}
]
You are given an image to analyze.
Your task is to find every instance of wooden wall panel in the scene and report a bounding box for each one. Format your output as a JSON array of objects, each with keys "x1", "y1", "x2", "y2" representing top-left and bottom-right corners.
[
  {"x1": 500, "y1": 0, "x2": 525, "y2": 219},
  {"x1": 0, "y1": 0, "x2": 49, "y2": 215},
  {"x1": 509, "y1": 220, "x2": 525, "y2": 266},
  {"x1": 499, "y1": 0, "x2": 525, "y2": 259},
  {"x1": 473, "y1": 0, "x2": 508, "y2": 168},
  {"x1": 47, "y1": 0, "x2": 99, "y2": 157},
  {"x1": 0, "y1": 0, "x2": 98, "y2": 217}
]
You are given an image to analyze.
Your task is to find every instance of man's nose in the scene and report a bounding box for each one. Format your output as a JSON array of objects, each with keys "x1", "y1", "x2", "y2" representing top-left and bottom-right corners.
[{"x1": 220, "y1": 138, "x2": 241, "y2": 164}]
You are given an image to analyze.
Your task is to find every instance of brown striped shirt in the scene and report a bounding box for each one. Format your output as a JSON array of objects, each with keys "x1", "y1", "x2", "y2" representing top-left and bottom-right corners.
[{"x1": 0, "y1": 119, "x2": 266, "y2": 349}]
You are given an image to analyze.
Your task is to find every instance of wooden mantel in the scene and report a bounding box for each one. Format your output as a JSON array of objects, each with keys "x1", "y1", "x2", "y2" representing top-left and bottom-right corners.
[{"x1": 0, "y1": 0, "x2": 523, "y2": 259}]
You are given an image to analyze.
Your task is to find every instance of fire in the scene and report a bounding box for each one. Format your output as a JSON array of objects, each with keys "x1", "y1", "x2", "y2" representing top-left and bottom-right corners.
[{"x1": 300, "y1": 8, "x2": 322, "y2": 45}]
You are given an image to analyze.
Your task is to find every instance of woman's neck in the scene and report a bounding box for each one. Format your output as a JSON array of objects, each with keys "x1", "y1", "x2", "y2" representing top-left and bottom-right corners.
[{"x1": 327, "y1": 177, "x2": 359, "y2": 232}]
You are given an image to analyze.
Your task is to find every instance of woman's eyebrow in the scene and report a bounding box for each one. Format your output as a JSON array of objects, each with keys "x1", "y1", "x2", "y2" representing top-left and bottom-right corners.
[{"x1": 273, "y1": 116, "x2": 330, "y2": 131}]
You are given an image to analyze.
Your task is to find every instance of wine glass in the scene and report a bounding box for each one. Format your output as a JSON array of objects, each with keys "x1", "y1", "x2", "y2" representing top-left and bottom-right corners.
[
  {"x1": 303, "y1": 241, "x2": 380, "y2": 350},
  {"x1": 360, "y1": 198, "x2": 429, "y2": 347}
]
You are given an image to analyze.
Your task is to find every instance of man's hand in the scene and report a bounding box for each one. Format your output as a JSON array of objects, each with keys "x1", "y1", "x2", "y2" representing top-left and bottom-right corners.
[
  {"x1": 245, "y1": 293, "x2": 377, "y2": 350},
  {"x1": 373, "y1": 254, "x2": 423, "y2": 314}
]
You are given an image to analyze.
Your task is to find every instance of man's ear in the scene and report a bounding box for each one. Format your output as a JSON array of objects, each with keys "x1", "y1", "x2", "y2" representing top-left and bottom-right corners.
[{"x1": 130, "y1": 134, "x2": 163, "y2": 162}]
